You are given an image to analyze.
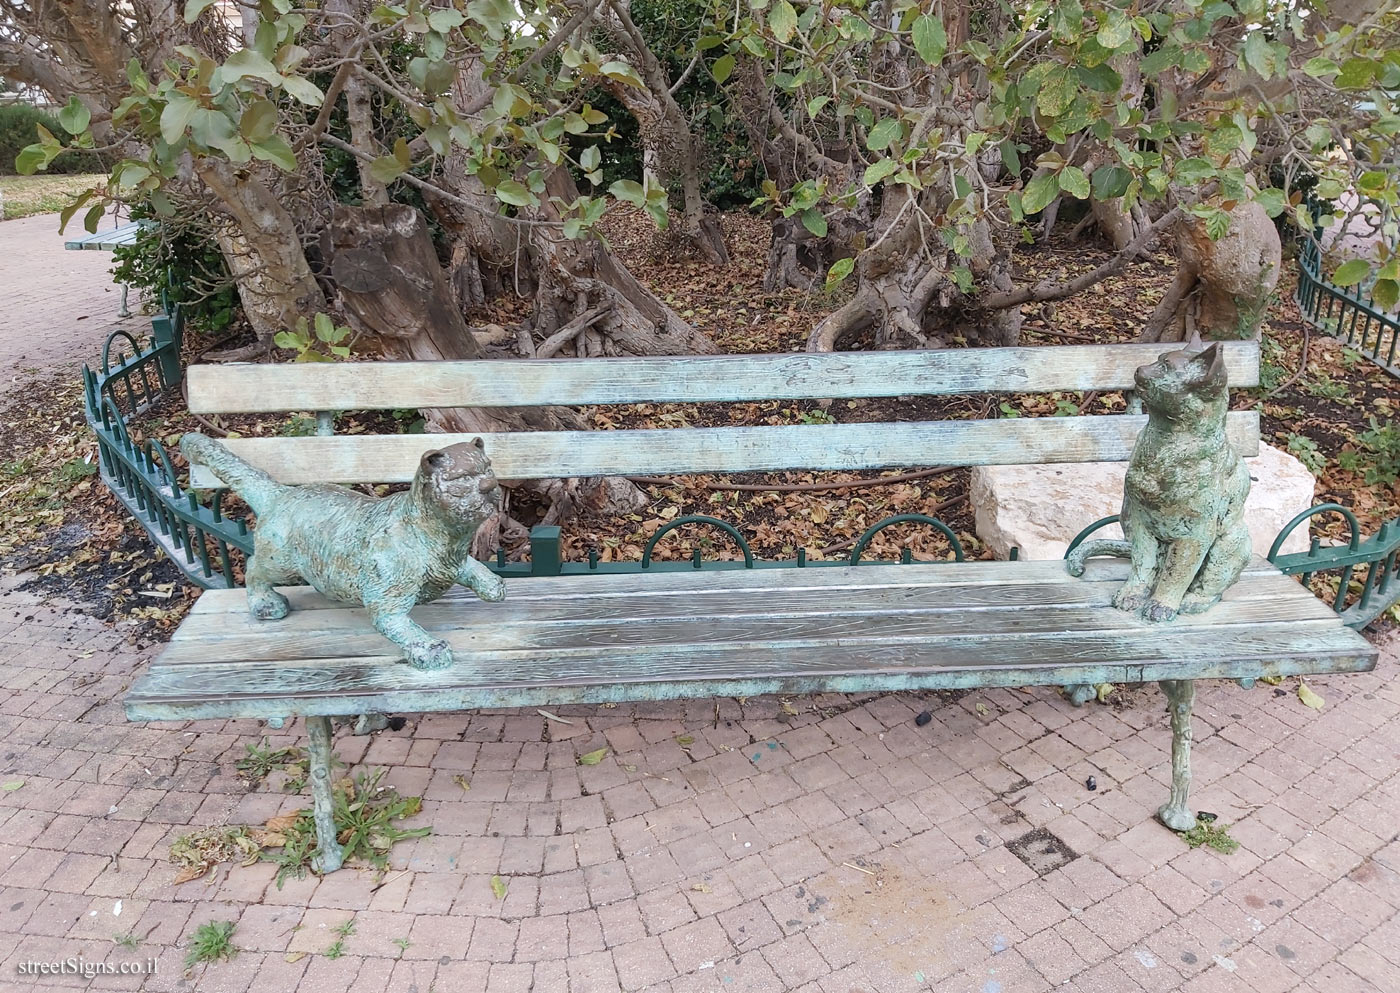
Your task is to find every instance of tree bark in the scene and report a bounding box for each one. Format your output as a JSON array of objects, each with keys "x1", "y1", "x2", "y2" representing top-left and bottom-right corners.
[{"x1": 326, "y1": 204, "x2": 649, "y2": 529}]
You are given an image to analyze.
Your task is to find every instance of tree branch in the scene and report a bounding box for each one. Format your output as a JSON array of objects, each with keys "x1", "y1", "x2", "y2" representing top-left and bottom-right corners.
[{"x1": 979, "y1": 206, "x2": 1183, "y2": 310}]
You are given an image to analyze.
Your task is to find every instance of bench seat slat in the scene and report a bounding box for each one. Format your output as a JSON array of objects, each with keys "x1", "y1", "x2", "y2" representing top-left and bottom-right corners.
[
  {"x1": 181, "y1": 557, "x2": 1287, "y2": 612},
  {"x1": 126, "y1": 563, "x2": 1376, "y2": 720},
  {"x1": 186, "y1": 342, "x2": 1260, "y2": 413},
  {"x1": 190, "y1": 411, "x2": 1261, "y2": 487}
]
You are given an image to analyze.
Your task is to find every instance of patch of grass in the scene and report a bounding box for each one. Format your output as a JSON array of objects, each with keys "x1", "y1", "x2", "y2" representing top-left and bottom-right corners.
[
  {"x1": 1302, "y1": 372, "x2": 1351, "y2": 402},
  {"x1": 1286, "y1": 433, "x2": 1325, "y2": 475},
  {"x1": 1338, "y1": 416, "x2": 1400, "y2": 485},
  {"x1": 324, "y1": 918, "x2": 356, "y2": 959},
  {"x1": 183, "y1": 920, "x2": 237, "y2": 968},
  {"x1": 235, "y1": 739, "x2": 306, "y2": 784},
  {"x1": 264, "y1": 769, "x2": 430, "y2": 888},
  {"x1": 112, "y1": 931, "x2": 140, "y2": 950},
  {"x1": 391, "y1": 936, "x2": 411, "y2": 954},
  {"x1": 0, "y1": 173, "x2": 107, "y2": 221},
  {"x1": 1178, "y1": 815, "x2": 1241, "y2": 854}
]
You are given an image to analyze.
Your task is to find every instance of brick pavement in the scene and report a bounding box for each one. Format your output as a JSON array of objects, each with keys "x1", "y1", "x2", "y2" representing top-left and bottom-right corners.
[
  {"x1": 0, "y1": 212, "x2": 139, "y2": 378},
  {"x1": 0, "y1": 577, "x2": 1394, "y2": 992}
]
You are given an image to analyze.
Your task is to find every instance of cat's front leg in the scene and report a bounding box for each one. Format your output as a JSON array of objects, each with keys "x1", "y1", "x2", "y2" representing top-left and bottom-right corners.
[
  {"x1": 1112, "y1": 508, "x2": 1158, "y2": 612},
  {"x1": 367, "y1": 600, "x2": 453, "y2": 670},
  {"x1": 1144, "y1": 538, "x2": 1207, "y2": 622},
  {"x1": 457, "y1": 557, "x2": 506, "y2": 602}
]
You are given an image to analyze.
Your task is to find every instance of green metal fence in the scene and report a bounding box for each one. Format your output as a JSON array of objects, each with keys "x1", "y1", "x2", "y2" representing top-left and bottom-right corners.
[{"x1": 1294, "y1": 204, "x2": 1400, "y2": 377}]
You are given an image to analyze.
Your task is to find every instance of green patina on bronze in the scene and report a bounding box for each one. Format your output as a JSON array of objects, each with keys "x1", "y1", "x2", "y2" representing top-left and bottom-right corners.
[
  {"x1": 179, "y1": 433, "x2": 505, "y2": 670},
  {"x1": 1067, "y1": 341, "x2": 1252, "y2": 622}
]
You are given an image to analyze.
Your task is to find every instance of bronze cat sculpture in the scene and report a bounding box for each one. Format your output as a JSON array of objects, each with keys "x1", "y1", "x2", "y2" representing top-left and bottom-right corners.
[
  {"x1": 1066, "y1": 341, "x2": 1251, "y2": 622},
  {"x1": 181, "y1": 433, "x2": 505, "y2": 669}
]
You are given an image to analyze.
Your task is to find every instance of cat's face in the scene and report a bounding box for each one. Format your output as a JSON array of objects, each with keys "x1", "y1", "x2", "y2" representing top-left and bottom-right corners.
[
  {"x1": 1134, "y1": 342, "x2": 1228, "y2": 419},
  {"x1": 417, "y1": 439, "x2": 502, "y2": 524}
]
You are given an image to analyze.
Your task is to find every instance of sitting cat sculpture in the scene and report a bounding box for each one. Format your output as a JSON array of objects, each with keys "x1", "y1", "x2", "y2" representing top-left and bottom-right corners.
[
  {"x1": 1066, "y1": 341, "x2": 1251, "y2": 622},
  {"x1": 181, "y1": 433, "x2": 505, "y2": 669}
]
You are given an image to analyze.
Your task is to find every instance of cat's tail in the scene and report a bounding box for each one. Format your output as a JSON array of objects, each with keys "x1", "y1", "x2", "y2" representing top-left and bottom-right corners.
[
  {"x1": 1065, "y1": 538, "x2": 1132, "y2": 577},
  {"x1": 180, "y1": 432, "x2": 284, "y2": 517}
]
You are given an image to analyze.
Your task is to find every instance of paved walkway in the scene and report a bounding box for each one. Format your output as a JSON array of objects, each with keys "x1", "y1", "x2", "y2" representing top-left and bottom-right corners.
[
  {"x1": 0, "y1": 212, "x2": 138, "y2": 380},
  {"x1": 0, "y1": 577, "x2": 1393, "y2": 992}
]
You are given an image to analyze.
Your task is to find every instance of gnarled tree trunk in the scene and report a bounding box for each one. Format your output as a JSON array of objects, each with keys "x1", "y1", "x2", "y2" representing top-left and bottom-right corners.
[{"x1": 326, "y1": 204, "x2": 649, "y2": 541}]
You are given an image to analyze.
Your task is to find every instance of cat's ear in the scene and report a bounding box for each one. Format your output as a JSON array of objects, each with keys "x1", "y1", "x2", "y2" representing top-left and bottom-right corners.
[
  {"x1": 1185, "y1": 329, "x2": 1205, "y2": 353},
  {"x1": 1194, "y1": 341, "x2": 1227, "y2": 385},
  {"x1": 471, "y1": 437, "x2": 485, "y2": 450},
  {"x1": 422, "y1": 450, "x2": 446, "y2": 470}
]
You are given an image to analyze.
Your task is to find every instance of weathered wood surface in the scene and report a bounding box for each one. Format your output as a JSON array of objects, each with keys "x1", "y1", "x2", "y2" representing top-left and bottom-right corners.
[
  {"x1": 126, "y1": 559, "x2": 1376, "y2": 721},
  {"x1": 186, "y1": 341, "x2": 1261, "y2": 413},
  {"x1": 190, "y1": 411, "x2": 1261, "y2": 487}
]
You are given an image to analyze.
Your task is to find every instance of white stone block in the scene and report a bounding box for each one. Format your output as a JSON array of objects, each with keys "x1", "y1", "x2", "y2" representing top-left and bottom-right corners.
[{"x1": 971, "y1": 442, "x2": 1317, "y2": 561}]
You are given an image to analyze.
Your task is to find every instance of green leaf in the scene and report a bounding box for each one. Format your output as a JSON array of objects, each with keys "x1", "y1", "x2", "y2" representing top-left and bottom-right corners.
[
  {"x1": 769, "y1": 0, "x2": 797, "y2": 43},
  {"x1": 1373, "y1": 279, "x2": 1399, "y2": 312},
  {"x1": 863, "y1": 158, "x2": 898, "y2": 186},
  {"x1": 57, "y1": 192, "x2": 91, "y2": 234},
  {"x1": 801, "y1": 208, "x2": 827, "y2": 237},
  {"x1": 368, "y1": 155, "x2": 406, "y2": 184},
  {"x1": 250, "y1": 135, "x2": 297, "y2": 172},
  {"x1": 1174, "y1": 157, "x2": 1215, "y2": 183},
  {"x1": 160, "y1": 93, "x2": 201, "y2": 145},
  {"x1": 579, "y1": 146, "x2": 600, "y2": 172},
  {"x1": 1090, "y1": 164, "x2": 1131, "y2": 200},
  {"x1": 825, "y1": 256, "x2": 855, "y2": 289},
  {"x1": 83, "y1": 204, "x2": 105, "y2": 233},
  {"x1": 184, "y1": 0, "x2": 215, "y2": 22},
  {"x1": 223, "y1": 48, "x2": 284, "y2": 85},
  {"x1": 608, "y1": 180, "x2": 645, "y2": 207},
  {"x1": 1076, "y1": 63, "x2": 1122, "y2": 93},
  {"x1": 866, "y1": 117, "x2": 902, "y2": 151},
  {"x1": 1058, "y1": 165, "x2": 1089, "y2": 200},
  {"x1": 281, "y1": 75, "x2": 324, "y2": 107},
  {"x1": 57, "y1": 97, "x2": 90, "y2": 136},
  {"x1": 1036, "y1": 68, "x2": 1077, "y2": 118},
  {"x1": 273, "y1": 331, "x2": 302, "y2": 349},
  {"x1": 911, "y1": 14, "x2": 947, "y2": 66},
  {"x1": 1243, "y1": 33, "x2": 1277, "y2": 80},
  {"x1": 1332, "y1": 259, "x2": 1371, "y2": 287},
  {"x1": 807, "y1": 96, "x2": 829, "y2": 117},
  {"x1": 1096, "y1": 11, "x2": 1133, "y2": 49},
  {"x1": 14, "y1": 143, "x2": 47, "y2": 175},
  {"x1": 239, "y1": 100, "x2": 279, "y2": 143},
  {"x1": 1253, "y1": 188, "x2": 1286, "y2": 218},
  {"x1": 495, "y1": 179, "x2": 537, "y2": 207},
  {"x1": 710, "y1": 53, "x2": 735, "y2": 84},
  {"x1": 1302, "y1": 57, "x2": 1339, "y2": 78},
  {"x1": 1021, "y1": 173, "x2": 1059, "y2": 215},
  {"x1": 0, "y1": 781, "x2": 22, "y2": 792},
  {"x1": 427, "y1": 7, "x2": 464, "y2": 31},
  {"x1": 578, "y1": 748, "x2": 609, "y2": 766},
  {"x1": 490, "y1": 875, "x2": 508, "y2": 899}
]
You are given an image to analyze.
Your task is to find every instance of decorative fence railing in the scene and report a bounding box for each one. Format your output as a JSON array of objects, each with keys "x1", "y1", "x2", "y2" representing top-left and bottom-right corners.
[
  {"x1": 1294, "y1": 206, "x2": 1400, "y2": 378},
  {"x1": 1067, "y1": 510, "x2": 1400, "y2": 631},
  {"x1": 84, "y1": 316, "x2": 1399, "y2": 627}
]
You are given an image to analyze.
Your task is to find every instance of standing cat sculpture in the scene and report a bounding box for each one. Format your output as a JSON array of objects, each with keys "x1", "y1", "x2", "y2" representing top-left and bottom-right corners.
[
  {"x1": 1066, "y1": 341, "x2": 1251, "y2": 622},
  {"x1": 180, "y1": 432, "x2": 505, "y2": 669}
]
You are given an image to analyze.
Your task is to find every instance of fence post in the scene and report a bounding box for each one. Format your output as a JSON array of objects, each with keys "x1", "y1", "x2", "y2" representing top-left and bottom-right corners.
[
  {"x1": 529, "y1": 525, "x2": 563, "y2": 576},
  {"x1": 150, "y1": 312, "x2": 181, "y2": 388}
]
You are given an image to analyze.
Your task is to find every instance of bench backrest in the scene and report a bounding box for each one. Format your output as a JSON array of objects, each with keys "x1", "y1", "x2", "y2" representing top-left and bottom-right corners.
[{"x1": 186, "y1": 342, "x2": 1260, "y2": 488}]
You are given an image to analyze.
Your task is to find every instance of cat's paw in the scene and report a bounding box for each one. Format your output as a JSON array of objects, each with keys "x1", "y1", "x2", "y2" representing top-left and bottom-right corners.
[
  {"x1": 476, "y1": 575, "x2": 506, "y2": 602},
  {"x1": 407, "y1": 639, "x2": 454, "y2": 670},
  {"x1": 1179, "y1": 592, "x2": 1220, "y2": 615},
  {"x1": 1112, "y1": 585, "x2": 1151, "y2": 612},
  {"x1": 249, "y1": 591, "x2": 290, "y2": 621},
  {"x1": 1143, "y1": 600, "x2": 1178, "y2": 623}
]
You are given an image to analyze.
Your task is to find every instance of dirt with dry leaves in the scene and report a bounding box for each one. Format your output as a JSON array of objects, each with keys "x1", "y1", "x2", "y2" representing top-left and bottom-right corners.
[{"x1": 2, "y1": 208, "x2": 1397, "y2": 639}]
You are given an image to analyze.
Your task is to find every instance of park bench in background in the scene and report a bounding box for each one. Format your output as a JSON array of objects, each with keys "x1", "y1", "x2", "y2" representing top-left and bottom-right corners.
[
  {"x1": 64, "y1": 219, "x2": 144, "y2": 317},
  {"x1": 123, "y1": 342, "x2": 1377, "y2": 872}
]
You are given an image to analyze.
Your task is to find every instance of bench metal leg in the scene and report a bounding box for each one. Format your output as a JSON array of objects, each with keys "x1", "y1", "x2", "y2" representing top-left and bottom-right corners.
[
  {"x1": 307, "y1": 715, "x2": 346, "y2": 873},
  {"x1": 119, "y1": 284, "x2": 131, "y2": 318},
  {"x1": 1157, "y1": 679, "x2": 1196, "y2": 831}
]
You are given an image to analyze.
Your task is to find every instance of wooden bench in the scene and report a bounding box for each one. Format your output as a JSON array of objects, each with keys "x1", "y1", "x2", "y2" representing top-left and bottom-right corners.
[
  {"x1": 64, "y1": 220, "x2": 146, "y2": 317},
  {"x1": 125, "y1": 342, "x2": 1377, "y2": 872}
]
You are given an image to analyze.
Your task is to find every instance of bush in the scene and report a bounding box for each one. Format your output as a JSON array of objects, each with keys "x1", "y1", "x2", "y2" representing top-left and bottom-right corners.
[
  {"x1": 111, "y1": 207, "x2": 238, "y2": 334},
  {"x1": 0, "y1": 103, "x2": 109, "y2": 175}
]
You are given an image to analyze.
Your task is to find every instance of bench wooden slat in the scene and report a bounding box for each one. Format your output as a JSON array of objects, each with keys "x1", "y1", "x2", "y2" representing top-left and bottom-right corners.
[
  {"x1": 190, "y1": 411, "x2": 1261, "y2": 487},
  {"x1": 126, "y1": 563, "x2": 1375, "y2": 720},
  {"x1": 166, "y1": 565, "x2": 1327, "y2": 646},
  {"x1": 185, "y1": 341, "x2": 1260, "y2": 413},
  {"x1": 181, "y1": 557, "x2": 1288, "y2": 613}
]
